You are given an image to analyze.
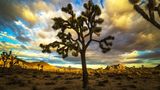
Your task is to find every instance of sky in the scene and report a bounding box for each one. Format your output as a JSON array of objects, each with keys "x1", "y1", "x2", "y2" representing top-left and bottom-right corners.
[{"x1": 0, "y1": 0, "x2": 160, "y2": 69}]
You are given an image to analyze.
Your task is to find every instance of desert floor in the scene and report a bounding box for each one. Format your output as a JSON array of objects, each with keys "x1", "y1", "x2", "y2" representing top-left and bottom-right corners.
[{"x1": 0, "y1": 68, "x2": 160, "y2": 90}]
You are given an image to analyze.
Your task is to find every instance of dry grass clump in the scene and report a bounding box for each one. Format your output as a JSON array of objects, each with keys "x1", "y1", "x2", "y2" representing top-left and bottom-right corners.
[
  {"x1": 0, "y1": 85, "x2": 5, "y2": 90},
  {"x1": 6, "y1": 77, "x2": 26, "y2": 87},
  {"x1": 43, "y1": 73, "x2": 51, "y2": 79},
  {"x1": 64, "y1": 80, "x2": 73, "y2": 84},
  {"x1": 32, "y1": 85, "x2": 38, "y2": 90},
  {"x1": 52, "y1": 75, "x2": 62, "y2": 80},
  {"x1": 96, "y1": 79, "x2": 109, "y2": 87}
]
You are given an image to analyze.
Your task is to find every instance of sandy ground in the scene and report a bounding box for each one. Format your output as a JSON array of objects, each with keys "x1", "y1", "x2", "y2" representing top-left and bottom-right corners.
[{"x1": 0, "y1": 68, "x2": 159, "y2": 90}]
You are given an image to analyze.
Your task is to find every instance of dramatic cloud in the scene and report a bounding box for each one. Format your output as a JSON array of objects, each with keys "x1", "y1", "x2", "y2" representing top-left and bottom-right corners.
[
  {"x1": 99, "y1": 0, "x2": 160, "y2": 52},
  {"x1": 0, "y1": 0, "x2": 160, "y2": 68}
]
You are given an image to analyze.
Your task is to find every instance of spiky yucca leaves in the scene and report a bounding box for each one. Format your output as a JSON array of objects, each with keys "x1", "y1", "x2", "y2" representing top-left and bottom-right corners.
[
  {"x1": 129, "y1": 0, "x2": 160, "y2": 29},
  {"x1": 40, "y1": 0, "x2": 114, "y2": 89}
]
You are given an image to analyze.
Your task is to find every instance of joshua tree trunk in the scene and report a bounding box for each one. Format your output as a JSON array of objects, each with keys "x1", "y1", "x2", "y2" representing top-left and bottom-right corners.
[
  {"x1": 2, "y1": 61, "x2": 7, "y2": 72},
  {"x1": 3, "y1": 61, "x2": 7, "y2": 68},
  {"x1": 81, "y1": 50, "x2": 88, "y2": 90}
]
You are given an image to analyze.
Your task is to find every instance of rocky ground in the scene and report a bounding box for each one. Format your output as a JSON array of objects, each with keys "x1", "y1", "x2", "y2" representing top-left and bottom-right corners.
[{"x1": 0, "y1": 67, "x2": 159, "y2": 90}]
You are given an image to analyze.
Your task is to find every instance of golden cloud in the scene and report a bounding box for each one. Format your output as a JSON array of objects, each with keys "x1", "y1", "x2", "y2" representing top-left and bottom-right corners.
[
  {"x1": 33, "y1": 0, "x2": 51, "y2": 11},
  {"x1": 105, "y1": 0, "x2": 136, "y2": 29},
  {"x1": 106, "y1": 0, "x2": 133, "y2": 14},
  {"x1": 22, "y1": 8, "x2": 37, "y2": 23}
]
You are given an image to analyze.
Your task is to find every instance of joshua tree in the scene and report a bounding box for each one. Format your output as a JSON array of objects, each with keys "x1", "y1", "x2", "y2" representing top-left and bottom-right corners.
[
  {"x1": 40, "y1": 0, "x2": 114, "y2": 89},
  {"x1": 40, "y1": 65, "x2": 44, "y2": 71},
  {"x1": 1, "y1": 51, "x2": 12, "y2": 68},
  {"x1": 129, "y1": 0, "x2": 160, "y2": 29},
  {"x1": 37, "y1": 64, "x2": 40, "y2": 70},
  {"x1": 9, "y1": 55, "x2": 19, "y2": 68}
]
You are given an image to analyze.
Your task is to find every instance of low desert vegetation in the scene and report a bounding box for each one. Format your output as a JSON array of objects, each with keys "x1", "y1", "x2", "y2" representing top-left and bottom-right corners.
[{"x1": 0, "y1": 61, "x2": 159, "y2": 90}]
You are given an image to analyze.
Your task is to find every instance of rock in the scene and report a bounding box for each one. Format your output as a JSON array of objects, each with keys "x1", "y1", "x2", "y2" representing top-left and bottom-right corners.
[{"x1": 105, "y1": 64, "x2": 126, "y2": 72}]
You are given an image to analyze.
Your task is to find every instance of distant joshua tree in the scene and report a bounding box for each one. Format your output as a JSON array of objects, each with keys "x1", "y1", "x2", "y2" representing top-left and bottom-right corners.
[
  {"x1": 40, "y1": 0, "x2": 114, "y2": 89},
  {"x1": 1, "y1": 51, "x2": 12, "y2": 68},
  {"x1": 129, "y1": 0, "x2": 160, "y2": 29},
  {"x1": 37, "y1": 64, "x2": 40, "y2": 70},
  {"x1": 9, "y1": 55, "x2": 19, "y2": 68},
  {"x1": 40, "y1": 65, "x2": 44, "y2": 71}
]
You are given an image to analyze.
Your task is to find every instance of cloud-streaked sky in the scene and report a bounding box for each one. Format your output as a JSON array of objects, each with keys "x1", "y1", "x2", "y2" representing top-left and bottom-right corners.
[{"x1": 0, "y1": 0, "x2": 160, "y2": 68}]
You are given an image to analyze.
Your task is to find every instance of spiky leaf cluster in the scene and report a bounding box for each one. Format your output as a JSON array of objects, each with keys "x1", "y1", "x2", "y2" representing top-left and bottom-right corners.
[
  {"x1": 81, "y1": 0, "x2": 104, "y2": 36},
  {"x1": 99, "y1": 36, "x2": 114, "y2": 53}
]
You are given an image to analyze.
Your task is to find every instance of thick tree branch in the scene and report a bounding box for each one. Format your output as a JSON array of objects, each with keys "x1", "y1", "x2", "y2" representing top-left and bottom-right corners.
[{"x1": 131, "y1": 0, "x2": 160, "y2": 29}]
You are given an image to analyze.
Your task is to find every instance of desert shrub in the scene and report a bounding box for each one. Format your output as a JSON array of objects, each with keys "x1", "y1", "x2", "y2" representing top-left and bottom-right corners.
[
  {"x1": 117, "y1": 82, "x2": 122, "y2": 85},
  {"x1": 88, "y1": 76, "x2": 95, "y2": 80},
  {"x1": 152, "y1": 70, "x2": 160, "y2": 75},
  {"x1": 65, "y1": 77, "x2": 74, "y2": 80},
  {"x1": 127, "y1": 84, "x2": 137, "y2": 88},
  {"x1": 45, "y1": 82, "x2": 55, "y2": 85},
  {"x1": 115, "y1": 76, "x2": 122, "y2": 80},
  {"x1": 0, "y1": 85, "x2": 5, "y2": 90},
  {"x1": 141, "y1": 75, "x2": 151, "y2": 79},
  {"x1": 6, "y1": 77, "x2": 26, "y2": 87},
  {"x1": 32, "y1": 85, "x2": 38, "y2": 90},
  {"x1": 107, "y1": 73, "x2": 116, "y2": 77},
  {"x1": 32, "y1": 71, "x2": 39, "y2": 78},
  {"x1": 94, "y1": 72, "x2": 101, "y2": 78},
  {"x1": 118, "y1": 84, "x2": 136, "y2": 89},
  {"x1": 73, "y1": 76, "x2": 81, "y2": 79},
  {"x1": 156, "y1": 86, "x2": 160, "y2": 90},
  {"x1": 64, "y1": 80, "x2": 73, "y2": 84},
  {"x1": 97, "y1": 81, "x2": 105, "y2": 86},
  {"x1": 52, "y1": 75, "x2": 62, "y2": 80},
  {"x1": 97, "y1": 82, "x2": 105, "y2": 86},
  {"x1": 122, "y1": 88, "x2": 128, "y2": 90},
  {"x1": 43, "y1": 74, "x2": 51, "y2": 78},
  {"x1": 32, "y1": 74, "x2": 37, "y2": 78},
  {"x1": 88, "y1": 86, "x2": 96, "y2": 90},
  {"x1": 127, "y1": 75, "x2": 134, "y2": 80},
  {"x1": 0, "y1": 74, "x2": 4, "y2": 78},
  {"x1": 28, "y1": 80, "x2": 33, "y2": 84},
  {"x1": 133, "y1": 81, "x2": 138, "y2": 83},
  {"x1": 65, "y1": 76, "x2": 81, "y2": 80},
  {"x1": 102, "y1": 79, "x2": 109, "y2": 83},
  {"x1": 13, "y1": 74, "x2": 19, "y2": 78}
]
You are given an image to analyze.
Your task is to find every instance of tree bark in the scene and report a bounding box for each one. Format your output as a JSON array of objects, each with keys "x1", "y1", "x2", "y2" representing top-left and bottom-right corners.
[
  {"x1": 81, "y1": 51, "x2": 89, "y2": 90},
  {"x1": 3, "y1": 61, "x2": 6, "y2": 68},
  {"x1": 2, "y1": 61, "x2": 7, "y2": 72}
]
